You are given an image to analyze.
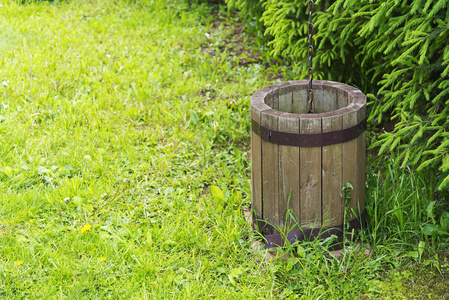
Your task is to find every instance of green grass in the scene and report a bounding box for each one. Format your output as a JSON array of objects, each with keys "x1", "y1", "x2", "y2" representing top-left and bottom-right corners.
[{"x1": 0, "y1": 0, "x2": 447, "y2": 298}]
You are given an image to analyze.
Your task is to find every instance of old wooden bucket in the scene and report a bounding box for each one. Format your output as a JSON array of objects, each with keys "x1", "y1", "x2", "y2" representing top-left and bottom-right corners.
[{"x1": 250, "y1": 80, "x2": 366, "y2": 247}]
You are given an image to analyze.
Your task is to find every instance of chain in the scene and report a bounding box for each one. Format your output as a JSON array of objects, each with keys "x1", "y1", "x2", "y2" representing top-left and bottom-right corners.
[{"x1": 307, "y1": 0, "x2": 314, "y2": 113}]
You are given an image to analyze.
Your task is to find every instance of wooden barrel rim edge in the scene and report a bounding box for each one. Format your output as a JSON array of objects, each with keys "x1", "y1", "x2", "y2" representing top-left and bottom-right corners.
[
  {"x1": 251, "y1": 80, "x2": 365, "y2": 105},
  {"x1": 250, "y1": 81, "x2": 366, "y2": 145},
  {"x1": 252, "y1": 101, "x2": 364, "y2": 122},
  {"x1": 250, "y1": 81, "x2": 366, "y2": 121}
]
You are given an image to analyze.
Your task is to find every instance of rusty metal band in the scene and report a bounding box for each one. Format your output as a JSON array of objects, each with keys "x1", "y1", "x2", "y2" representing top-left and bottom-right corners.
[
  {"x1": 251, "y1": 118, "x2": 366, "y2": 147},
  {"x1": 264, "y1": 210, "x2": 366, "y2": 248}
]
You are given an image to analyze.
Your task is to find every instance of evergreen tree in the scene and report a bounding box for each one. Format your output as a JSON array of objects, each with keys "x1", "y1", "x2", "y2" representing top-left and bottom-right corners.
[{"x1": 227, "y1": 0, "x2": 449, "y2": 191}]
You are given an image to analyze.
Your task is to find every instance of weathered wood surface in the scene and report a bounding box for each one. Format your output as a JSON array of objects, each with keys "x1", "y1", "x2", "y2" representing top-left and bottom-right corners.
[
  {"x1": 278, "y1": 113, "x2": 301, "y2": 231},
  {"x1": 313, "y1": 84, "x2": 324, "y2": 114},
  {"x1": 278, "y1": 86, "x2": 292, "y2": 114},
  {"x1": 353, "y1": 91, "x2": 367, "y2": 218},
  {"x1": 299, "y1": 115, "x2": 322, "y2": 228},
  {"x1": 323, "y1": 82, "x2": 338, "y2": 113},
  {"x1": 342, "y1": 105, "x2": 359, "y2": 220},
  {"x1": 292, "y1": 84, "x2": 308, "y2": 114},
  {"x1": 251, "y1": 80, "x2": 366, "y2": 235},
  {"x1": 250, "y1": 86, "x2": 275, "y2": 231},
  {"x1": 337, "y1": 83, "x2": 348, "y2": 109},
  {"x1": 321, "y1": 111, "x2": 343, "y2": 227},
  {"x1": 250, "y1": 103, "x2": 265, "y2": 231},
  {"x1": 261, "y1": 109, "x2": 282, "y2": 233}
]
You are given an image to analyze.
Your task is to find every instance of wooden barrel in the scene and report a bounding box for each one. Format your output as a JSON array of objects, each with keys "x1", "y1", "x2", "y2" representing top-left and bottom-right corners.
[{"x1": 250, "y1": 80, "x2": 366, "y2": 247}]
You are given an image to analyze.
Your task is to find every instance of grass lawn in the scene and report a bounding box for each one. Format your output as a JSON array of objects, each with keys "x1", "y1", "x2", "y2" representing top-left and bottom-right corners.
[{"x1": 0, "y1": 0, "x2": 447, "y2": 298}]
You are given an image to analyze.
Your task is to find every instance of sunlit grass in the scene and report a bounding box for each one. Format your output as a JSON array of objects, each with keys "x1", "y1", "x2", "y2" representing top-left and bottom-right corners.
[
  {"x1": 0, "y1": 0, "x2": 447, "y2": 298},
  {"x1": 0, "y1": 0, "x2": 273, "y2": 298}
]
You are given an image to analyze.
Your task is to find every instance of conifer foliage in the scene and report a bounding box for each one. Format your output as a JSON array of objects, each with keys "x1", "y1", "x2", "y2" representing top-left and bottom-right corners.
[{"x1": 227, "y1": 0, "x2": 449, "y2": 190}]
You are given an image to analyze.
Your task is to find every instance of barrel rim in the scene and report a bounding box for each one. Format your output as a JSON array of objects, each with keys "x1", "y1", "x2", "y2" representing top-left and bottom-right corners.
[
  {"x1": 250, "y1": 80, "x2": 367, "y2": 147},
  {"x1": 250, "y1": 80, "x2": 366, "y2": 120}
]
